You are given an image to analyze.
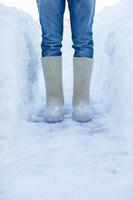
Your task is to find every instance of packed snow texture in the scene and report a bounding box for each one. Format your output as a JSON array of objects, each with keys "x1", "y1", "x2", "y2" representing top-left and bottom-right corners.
[
  {"x1": 0, "y1": 1, "x2": 133, "y2": 200},
  {"x1": 0, "y1": 4, "x2": 41, "y2": 121}
]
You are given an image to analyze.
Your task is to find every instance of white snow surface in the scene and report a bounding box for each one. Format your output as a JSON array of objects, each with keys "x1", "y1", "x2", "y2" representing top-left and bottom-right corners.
[
  {"x1": 0, "y1": 1, "x2": 133, "y2": 200},
  {"x1": 0, "y1": 4, "x2": 41, "y2": 121}
]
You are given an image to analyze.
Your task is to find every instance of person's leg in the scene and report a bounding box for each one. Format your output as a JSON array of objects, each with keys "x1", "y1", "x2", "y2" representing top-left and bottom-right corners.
[
  {"x1": 37, "y1": 0, "x2": 66, "y2": 56},
  {"x1": 68, "y1": 0, "x2": 96, "y2": 122},
  {"x1": 37, "y1": 0, "x2": 66, "y2": 123},
  {"x1": 68, "y1": 0, "x2": 96, "y2": 58}
]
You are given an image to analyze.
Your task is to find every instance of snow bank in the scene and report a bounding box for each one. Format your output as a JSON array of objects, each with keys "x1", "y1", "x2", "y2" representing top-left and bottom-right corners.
[
  {"x1": 0, "y1": 4, "x2": 42, "y2": 120},
  {"x1": 93, "y1": 0, "x2": 133, "y2": 135}
]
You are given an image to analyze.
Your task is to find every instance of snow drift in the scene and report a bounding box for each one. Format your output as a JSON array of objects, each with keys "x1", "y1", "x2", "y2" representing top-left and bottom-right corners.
[
  {"x1": 0, "y1": 4, "x2": 41, "y2": 120},
  {"x1": 93, "y1": 0, "x2": 133, "y2": 135}
]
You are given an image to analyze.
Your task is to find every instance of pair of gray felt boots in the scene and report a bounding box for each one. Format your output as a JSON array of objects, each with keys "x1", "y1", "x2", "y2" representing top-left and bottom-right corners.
[{"x1": 41, "y1": 56, "x2": 93, "y2": 123}]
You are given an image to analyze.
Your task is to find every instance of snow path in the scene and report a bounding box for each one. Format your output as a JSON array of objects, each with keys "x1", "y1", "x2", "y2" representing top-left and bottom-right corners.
[
  {"x1": 1, "y1": 120, "x2": 132, "y2": 200},
  {"x1": 0, "y1": 1, "x2": 133, "y2": 199}
]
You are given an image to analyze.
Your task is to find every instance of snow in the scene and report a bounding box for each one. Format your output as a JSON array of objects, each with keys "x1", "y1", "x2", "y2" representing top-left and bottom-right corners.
[
  {"x1": 0, "y1": 4, "x2": 42, "y2": 120},
  {"x1": 0, "y1": 1, "x2": 133, "y2": 199}
]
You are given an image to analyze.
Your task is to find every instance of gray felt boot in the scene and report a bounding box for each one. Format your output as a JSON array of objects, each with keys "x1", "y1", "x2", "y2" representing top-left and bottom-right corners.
[
  {"x1": 72, "y1": 57, "x2": 93, "y2": 122},
  {"x1": 41, "y1": 56, "x2": 64, "y2": 123}
]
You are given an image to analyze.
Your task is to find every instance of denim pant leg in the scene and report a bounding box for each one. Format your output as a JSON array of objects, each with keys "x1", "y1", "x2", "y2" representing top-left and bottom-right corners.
[
  {"x1": 68, "y1": 0, "x2": 96, "y2": 58},
  {"x1": 36, "y1": 0, "x2": 66, "y2": 57}
]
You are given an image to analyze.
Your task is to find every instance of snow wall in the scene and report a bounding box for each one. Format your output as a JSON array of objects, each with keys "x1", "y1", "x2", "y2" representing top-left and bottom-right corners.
[{"x1": 0, "y1": 4, "x2": 42, "y2": 121}]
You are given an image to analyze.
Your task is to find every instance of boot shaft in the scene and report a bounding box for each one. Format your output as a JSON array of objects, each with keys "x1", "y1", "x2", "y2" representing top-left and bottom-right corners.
[
  {"x1": 73, "y1": 57, "x2": 93, "y2": 106},
  {"x1": 41, "y1": 56, "x2": 64, "y2": 106}
]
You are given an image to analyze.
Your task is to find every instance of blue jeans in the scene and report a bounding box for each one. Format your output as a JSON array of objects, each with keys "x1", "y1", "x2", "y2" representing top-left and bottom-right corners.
[{"x1": 37, "y1": 0, "x2": 96, "y2": 58}]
